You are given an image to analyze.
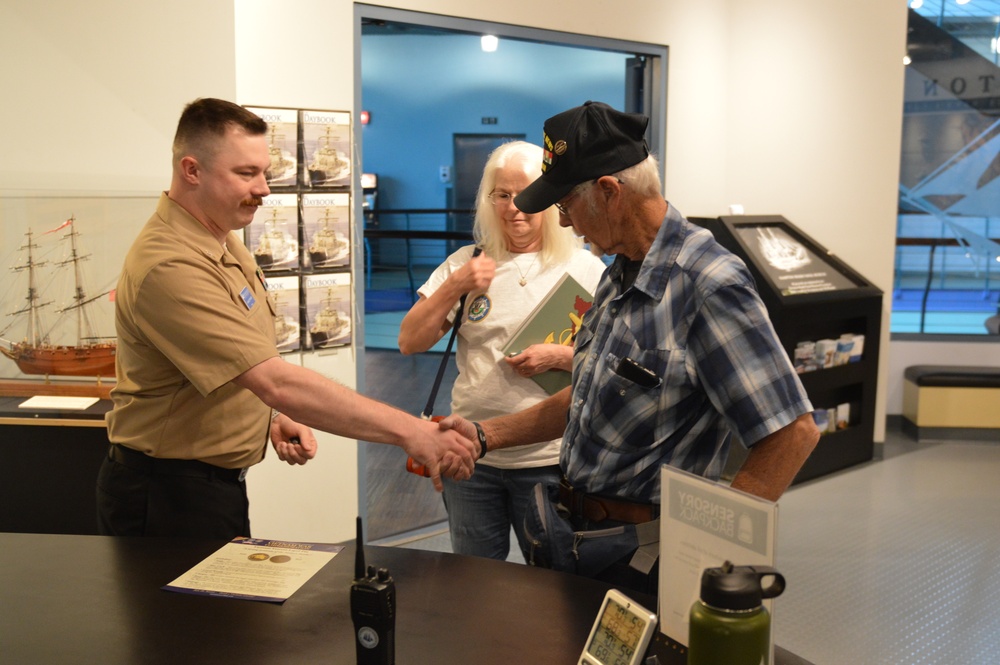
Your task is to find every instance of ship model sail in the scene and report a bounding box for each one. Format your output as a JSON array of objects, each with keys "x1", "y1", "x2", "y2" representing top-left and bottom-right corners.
[{"x1": 1, "y1": 217, "x2": 116, "y2": 378}]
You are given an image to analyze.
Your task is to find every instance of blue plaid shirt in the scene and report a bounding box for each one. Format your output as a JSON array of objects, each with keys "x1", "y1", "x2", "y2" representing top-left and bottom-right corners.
[{"x1": 561, "y1": 205, "x2": 812, "y2": 503}]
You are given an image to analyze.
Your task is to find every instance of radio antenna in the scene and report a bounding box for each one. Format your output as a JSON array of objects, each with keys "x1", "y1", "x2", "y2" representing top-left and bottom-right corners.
[{"x1": 355, "y1": 516, "x2": 366, "y2": 579}]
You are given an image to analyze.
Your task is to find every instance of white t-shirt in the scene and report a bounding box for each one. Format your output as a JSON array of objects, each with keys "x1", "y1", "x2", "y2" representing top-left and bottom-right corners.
[{"x1": 418, "y1": 245, "x2": 606, "y2": 469}]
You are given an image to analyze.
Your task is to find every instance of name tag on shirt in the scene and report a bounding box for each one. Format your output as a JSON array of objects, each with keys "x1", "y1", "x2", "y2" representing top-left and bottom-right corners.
[{"x1": 240, "y1": 286, "x2": 256, "y2": 310}]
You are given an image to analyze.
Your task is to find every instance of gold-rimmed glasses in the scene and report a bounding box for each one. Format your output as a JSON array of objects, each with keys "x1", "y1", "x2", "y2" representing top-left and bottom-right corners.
[
  {"x1": 555, "y1": 181, "x2": 592, "y2": 217},
  {"x1": 555, "y1": 177, "x2": 624, "y2": 217},
  {"x1": 488, "y1": 190, "x2": 516, "y2": 207}
]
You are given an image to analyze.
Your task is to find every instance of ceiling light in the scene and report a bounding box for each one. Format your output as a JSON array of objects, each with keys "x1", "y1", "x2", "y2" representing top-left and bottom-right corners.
[{"x1": 481, "y1": 35, "x2": 498, "y2": 53}]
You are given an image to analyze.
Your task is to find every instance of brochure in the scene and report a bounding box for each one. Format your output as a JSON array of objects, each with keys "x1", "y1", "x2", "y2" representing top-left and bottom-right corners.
[
  {"x1": 266, "y1": 274, "x2": 302, "y2": 353},
  {"x1": 245, "y1": 106, "x2": 299, "y2": 189},
  {"x1": 246, "y1": 193, "x2": 301, "y2": 272},
  {"x1": 162, "y1": 537, "x2": 343, "y2": 603},
  {"x1": 303, "y1": 272, "x2": 353, "y2": 349},
  {"x1": 658, "y1": 465, "x2": 778, "y2": 658},
  {"x1": 300, "y1": 193, "x2": 351, "y2": 270},
  {"x1": 300, "y1": 110, "x2": 352, "y2": 188}
]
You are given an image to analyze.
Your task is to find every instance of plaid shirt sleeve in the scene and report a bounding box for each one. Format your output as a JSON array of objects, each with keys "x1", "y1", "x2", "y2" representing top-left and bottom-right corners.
[{"x1": 688, "y1": 280, "x2": 813, "y2": 448}]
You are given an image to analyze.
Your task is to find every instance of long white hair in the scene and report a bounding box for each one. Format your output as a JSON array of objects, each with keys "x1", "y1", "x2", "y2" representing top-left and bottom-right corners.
[{"x1": 472, "y1": 141, "x2": 582, "y2": 266}]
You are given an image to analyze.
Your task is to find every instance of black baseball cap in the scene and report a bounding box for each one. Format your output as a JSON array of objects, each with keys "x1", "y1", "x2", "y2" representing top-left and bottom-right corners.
[{"x1": 514, "y1": 101, "x2": 649, "y2": 214}]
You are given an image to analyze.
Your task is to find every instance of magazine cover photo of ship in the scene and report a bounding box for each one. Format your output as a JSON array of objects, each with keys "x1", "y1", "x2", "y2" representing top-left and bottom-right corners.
[
  {"x1": 245, "y1": 106, "x2": 299, "y2": 189},
  {"x1": 266, "y1": 275, "x2": 302, "y2": 353},
  {"x1": 300, "y1": 110, "x2": 351, "y2": 189},
  {"x1": 300, "y1": 193, "x2": 350, "y2": 270},
  {"x1": 246, "y1": 193, "x2": 301, "y2": 272},
  {"x1": 303, "y1": 273, "x2": 352, "y2": 350}
]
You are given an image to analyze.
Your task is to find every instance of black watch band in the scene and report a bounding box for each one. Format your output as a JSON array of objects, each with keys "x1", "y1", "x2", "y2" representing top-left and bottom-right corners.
[{"x1": 473, "y1": 422, "x2": 488, "y2": 459}]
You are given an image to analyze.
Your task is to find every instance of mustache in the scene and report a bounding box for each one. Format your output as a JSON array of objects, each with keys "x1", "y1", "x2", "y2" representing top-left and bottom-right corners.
[{"x1": 242, "y1": 197, "x2": 264, "y2": 207}]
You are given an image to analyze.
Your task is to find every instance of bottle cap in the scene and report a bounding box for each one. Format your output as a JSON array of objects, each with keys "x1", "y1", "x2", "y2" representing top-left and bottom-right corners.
[{"x1": 699, "y1": 561, "x2": 786, "y2": 610}]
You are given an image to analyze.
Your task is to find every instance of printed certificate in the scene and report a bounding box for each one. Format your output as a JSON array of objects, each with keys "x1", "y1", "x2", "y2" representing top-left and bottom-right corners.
[{"x1": 163, "y1": 537, "x2": 343, "y2": 603}]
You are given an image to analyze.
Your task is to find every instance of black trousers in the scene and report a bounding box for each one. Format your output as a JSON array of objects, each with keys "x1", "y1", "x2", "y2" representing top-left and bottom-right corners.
[{"x1": 96, "y1": 445, "x2": 251, "y2": 539}]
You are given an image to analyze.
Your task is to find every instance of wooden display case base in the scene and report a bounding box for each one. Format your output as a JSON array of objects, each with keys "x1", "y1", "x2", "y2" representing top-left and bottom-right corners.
[{"x1": 0, "y1": 379, "x2": 113, "y2": 401}]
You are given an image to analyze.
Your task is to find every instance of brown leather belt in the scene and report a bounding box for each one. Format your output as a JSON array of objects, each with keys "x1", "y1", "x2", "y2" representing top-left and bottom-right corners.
[{"x1": 558, "y1": 478, "x2": 659, "y2": 524}]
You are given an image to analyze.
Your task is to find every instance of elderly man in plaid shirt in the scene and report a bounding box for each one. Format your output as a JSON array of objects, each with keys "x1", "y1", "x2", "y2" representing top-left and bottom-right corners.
[{"x1": 441, "y1": 101, "x2": 819, "y2": 595}]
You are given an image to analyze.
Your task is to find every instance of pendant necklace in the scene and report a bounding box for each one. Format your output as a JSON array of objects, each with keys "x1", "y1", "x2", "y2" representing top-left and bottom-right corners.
[{"x1": 511, "y1": 251, "x2": 539, "y2": 287}]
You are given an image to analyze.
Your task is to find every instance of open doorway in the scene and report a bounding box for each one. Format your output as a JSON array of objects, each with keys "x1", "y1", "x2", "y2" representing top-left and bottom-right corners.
[{"x1": 355, "y1": 4, "x2": 668, "y2": 541}]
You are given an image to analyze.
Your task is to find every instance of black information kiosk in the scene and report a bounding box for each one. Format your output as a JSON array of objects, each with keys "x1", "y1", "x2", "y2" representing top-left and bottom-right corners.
[{"x1": 692, "y1": 215, "x2": 882, "y2": 483}]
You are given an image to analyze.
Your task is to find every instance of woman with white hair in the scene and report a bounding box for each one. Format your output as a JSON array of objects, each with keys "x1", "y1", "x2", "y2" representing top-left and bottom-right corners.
[{"x1": 399, "y1": 140, "x2": 606, "y2": 562}]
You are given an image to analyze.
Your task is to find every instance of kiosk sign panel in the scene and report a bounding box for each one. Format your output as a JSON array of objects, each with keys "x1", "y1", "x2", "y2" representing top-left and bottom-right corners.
[{"x1": 734, "y1": 224, "x2": 857, "y2": 296}]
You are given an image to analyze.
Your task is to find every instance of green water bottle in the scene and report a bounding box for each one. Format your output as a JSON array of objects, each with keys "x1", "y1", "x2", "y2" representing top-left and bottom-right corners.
[{"x1": 687, "y1": 561, "x2": 786, "y2": 665}]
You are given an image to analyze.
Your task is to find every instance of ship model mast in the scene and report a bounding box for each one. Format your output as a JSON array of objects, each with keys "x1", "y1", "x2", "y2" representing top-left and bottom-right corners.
[
  {"x1": 8, "y1": 229, "x2": 53, "y2": 351},
  {"x1": 58, "y1": 219, "x2": 112, "y2": 346},
  {"x1": 1, "y1": 217, "x2": 116, "y2": 379}
]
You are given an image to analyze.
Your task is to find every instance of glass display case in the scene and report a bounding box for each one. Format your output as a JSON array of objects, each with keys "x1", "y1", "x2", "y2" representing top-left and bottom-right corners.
[{"x1": 0, "y1": 193, "x2": 157, "y2": 390}]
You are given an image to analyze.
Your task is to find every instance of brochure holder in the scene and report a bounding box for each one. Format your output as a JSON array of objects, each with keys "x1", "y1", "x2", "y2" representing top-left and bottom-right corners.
[{"x1": 691, "y1": 215, "x2": 882, "y2": 482}]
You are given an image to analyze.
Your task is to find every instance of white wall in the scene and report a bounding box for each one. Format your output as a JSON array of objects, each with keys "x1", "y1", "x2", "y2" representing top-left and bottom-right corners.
[
  {"x1": 2, "y1": 0, "x2": 915, "y2": 543},
  {"x1": 0, "y1": 1, "x2": 236, "y2": 192},
  {"x1": 722, "y1": 1, "x2": 909, "y2": 438}
]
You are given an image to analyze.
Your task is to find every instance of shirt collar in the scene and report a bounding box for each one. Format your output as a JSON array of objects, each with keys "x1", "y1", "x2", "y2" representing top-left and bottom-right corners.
[
  {"x1": 156, "y1": 192, "x2": 240, "y2": 266},
  {"x1": 608, "y1": 201, "x2": 686, "y2": 302}
]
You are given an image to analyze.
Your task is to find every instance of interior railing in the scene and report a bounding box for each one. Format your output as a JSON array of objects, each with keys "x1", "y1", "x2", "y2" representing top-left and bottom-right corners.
[{"x1": 363, "y1": 208, "x2": 475, "y2": 309}]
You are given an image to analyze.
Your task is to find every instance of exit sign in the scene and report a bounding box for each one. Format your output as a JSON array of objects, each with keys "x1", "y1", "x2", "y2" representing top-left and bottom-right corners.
[{"x1": 482, "y1": 117, "x2": 498, "y2": 125}]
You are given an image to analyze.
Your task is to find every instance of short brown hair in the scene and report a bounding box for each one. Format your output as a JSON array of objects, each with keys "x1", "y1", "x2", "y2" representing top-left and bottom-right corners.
[{"x1": 172, "y1": 98, "x2": 268, "y2": 167}]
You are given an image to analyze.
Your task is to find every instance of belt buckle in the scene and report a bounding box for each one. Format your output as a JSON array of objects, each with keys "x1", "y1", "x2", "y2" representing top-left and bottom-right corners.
[{"x1": 586, "y1": 497, "x2": 610, "y2": 522}]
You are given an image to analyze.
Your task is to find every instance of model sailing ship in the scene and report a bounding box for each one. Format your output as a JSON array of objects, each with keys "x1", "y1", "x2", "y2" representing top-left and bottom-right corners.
[
  {"x1": 307, "y1": 208, "x2": 348, "y2": 267},
  {"x1": 308, "y1": 288, "x2": 350, "y2": 349},
  {"x1": 1, "y1": 217, "x2": 116, "y2": 378}
]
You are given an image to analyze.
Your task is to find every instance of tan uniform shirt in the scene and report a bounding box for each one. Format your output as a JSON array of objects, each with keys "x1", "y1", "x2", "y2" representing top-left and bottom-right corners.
[{"x1": 107, "y1": 193, "x2": 278, "y2": 468}]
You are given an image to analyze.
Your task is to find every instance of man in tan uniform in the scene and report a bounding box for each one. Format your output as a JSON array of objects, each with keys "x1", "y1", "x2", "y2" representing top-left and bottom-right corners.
[{"x1": 98, "y1": 98, "x2": 478, "y2": 539}]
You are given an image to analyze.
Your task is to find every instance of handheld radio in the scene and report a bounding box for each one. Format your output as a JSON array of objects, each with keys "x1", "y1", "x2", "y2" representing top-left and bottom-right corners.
[{"x1": 350, "y1": 516, "x2": 396, "y2": 665}]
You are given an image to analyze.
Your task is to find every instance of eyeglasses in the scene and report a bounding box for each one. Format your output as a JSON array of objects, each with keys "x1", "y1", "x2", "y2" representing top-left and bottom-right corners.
[
  {"x1": 554, "y1": 181, "x2": 592, "y2": 217},
  {"x1": 553, "y1": 197, "x2": 576, "y2": 217},
  {"x1": 555, "y1": 177, "x2": 624, "y2": 217},
  {"x1": 488, "y1": 190, "x2": 516, "y2": 207}
]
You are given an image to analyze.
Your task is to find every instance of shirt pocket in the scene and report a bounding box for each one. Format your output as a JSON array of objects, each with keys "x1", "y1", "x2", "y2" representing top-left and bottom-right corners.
[
  {"x1": 586, "y1": 347, "x2": 688, "y2": 450},
  {"x1": 600, "y1": 348, "x2": 673, "y2": 399}
]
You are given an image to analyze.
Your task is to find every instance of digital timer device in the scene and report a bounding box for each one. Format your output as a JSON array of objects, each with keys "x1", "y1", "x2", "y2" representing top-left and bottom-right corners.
[
  {"x1": 579, "y1": 589, "x2": 657, "y2": 665},
  {"x1": 351, "y1": 517, "x2": 395, "y2": 665}
]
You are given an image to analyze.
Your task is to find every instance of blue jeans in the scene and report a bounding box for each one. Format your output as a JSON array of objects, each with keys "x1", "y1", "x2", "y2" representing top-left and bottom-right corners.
[
  {"x1": 570, "y1": 513, "x2": 660, "y2": 597},
  {"x1": 442, "y1": 463, "x2": 561, "y2": 561}
]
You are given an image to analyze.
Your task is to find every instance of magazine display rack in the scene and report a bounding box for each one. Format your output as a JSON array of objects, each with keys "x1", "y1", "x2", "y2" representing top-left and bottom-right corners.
[
  {"x1": 692, "y1": 215, "x2": 882, "y2": 483},
  {"x1": 242, "y1": 106, "x2": 355, "y2": 354}
]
